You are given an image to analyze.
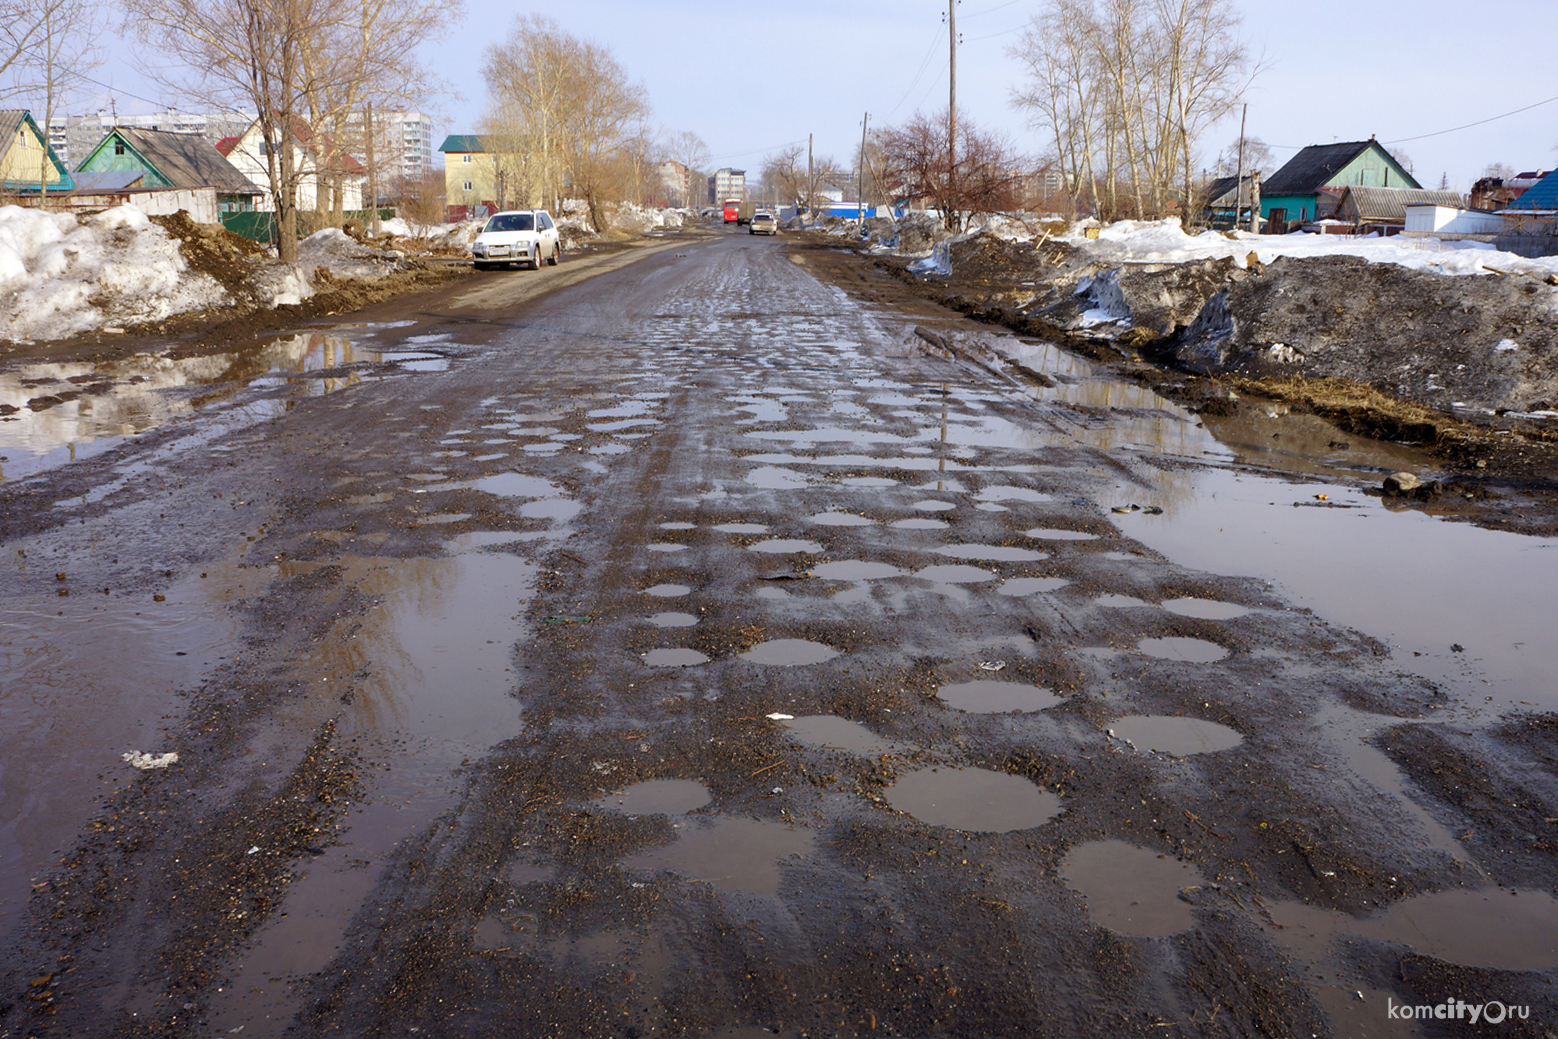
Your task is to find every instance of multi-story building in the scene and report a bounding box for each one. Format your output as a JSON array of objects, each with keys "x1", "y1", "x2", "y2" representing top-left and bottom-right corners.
[
  {"x1": 48, "y1": 110, "x2": 255, "y2": 170},
  {"x1": 656, "y1": 159, "x2": 690, "y2": 206},
  {"x1": 46, "y1": 108, "x2": 433, "y2": 187},
  {"x1": 707, "y1": 167, "x2": 745, "y2": 205}
]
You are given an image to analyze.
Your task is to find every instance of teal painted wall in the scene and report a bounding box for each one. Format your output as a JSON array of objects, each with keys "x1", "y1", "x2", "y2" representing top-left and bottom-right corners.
[
  {"x1": 1261, "y1": 195, "x2": 1317, "y2": 222},
  {"x1": 1259, "y1": 144, "x2": 1418, "y2": 221},
  {"x1": 77, "y1": 135, "x2": 174, "y2": 188}
]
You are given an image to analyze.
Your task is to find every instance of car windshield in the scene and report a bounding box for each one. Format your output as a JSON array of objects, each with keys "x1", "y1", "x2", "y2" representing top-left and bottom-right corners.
[{"x1": 485, "y1": 213, "x2": 534, "y2": 233}]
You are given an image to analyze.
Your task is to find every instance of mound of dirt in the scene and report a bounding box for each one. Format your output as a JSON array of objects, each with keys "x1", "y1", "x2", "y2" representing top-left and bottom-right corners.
[
  {"x1": 1170, "y1": 255, "x2": 1558, "y2": 416},
  {"x1": 150, "y1": 211, "x2": 267, "y2": 300}
]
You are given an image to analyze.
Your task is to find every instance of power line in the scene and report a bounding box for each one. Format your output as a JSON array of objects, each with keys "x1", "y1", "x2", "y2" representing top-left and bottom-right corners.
[
  {"x1": 884, "y1": 25, "x2": 946, "y2": 119},
  {"x1": 963, "y1": 0, "x2": 1021, "y2": 16},
  {"x1": 1386, "y1": 93, "x2": 1558, "y2": 144}
]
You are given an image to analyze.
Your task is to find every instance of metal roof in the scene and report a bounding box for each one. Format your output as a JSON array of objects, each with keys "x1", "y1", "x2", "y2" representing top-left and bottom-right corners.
[
  {"x1": 1340, "y1": 186, "x2": 1464, "y2": 223},
  {"x1": 1262, "y1": 140, "x2": 1419, "y2": 197},
  {"x1": 96, "y1": 126, "x2": 262, "y2": 194},
  {"x1": 69, "y1": 170, "x2": 146, "y2": 191},
  {"x1": 1205, "y1": 174, "x2": 1257, "y2": 207},
  {"x1": 439, "y1": 134, "x2": 488, "y2": 153},
  {"x1": 1506, "y1": 169, "x2": 1558, "y2": 211}
]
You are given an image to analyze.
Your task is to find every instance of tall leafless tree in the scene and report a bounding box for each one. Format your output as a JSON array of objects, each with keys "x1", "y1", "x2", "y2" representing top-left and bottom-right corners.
[
  {"x1": 481, "y1": 16, "x2": 650, "y2": 231},
  {"x1": 879, "y1": 110, "x2": 1026, "y2": 231},
  {"x1": 1011, "y1": 0, "x2": 1257, "y2": 223}
]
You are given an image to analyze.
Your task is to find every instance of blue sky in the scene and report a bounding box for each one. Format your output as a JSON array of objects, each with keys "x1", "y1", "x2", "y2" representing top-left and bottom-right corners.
[{"x1": 83, "y1": 0, "x2": 1558, "y2": 192}]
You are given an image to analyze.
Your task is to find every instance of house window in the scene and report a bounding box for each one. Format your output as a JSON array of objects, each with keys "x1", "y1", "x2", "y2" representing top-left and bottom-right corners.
[
  {"x1": 463, "y1": 181, "x2": 472, "y2": 191},
  {"x1": 461, "y1": 154, "x2": 472, "y2": 164},
  {"x1": 114, "y1": 141, "x2": 125, "y2": 155}
]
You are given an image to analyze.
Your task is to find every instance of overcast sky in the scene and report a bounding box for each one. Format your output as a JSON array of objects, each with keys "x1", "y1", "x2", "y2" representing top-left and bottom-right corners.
[{"x1": 86, "y1": 0, "x2": 1558, "y2": 193}]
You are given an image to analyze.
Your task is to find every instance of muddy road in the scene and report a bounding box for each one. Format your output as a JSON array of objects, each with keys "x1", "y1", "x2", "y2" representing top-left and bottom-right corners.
[{"x1": 3, "y1": 227, "x2": 1558, "y2": 1038}]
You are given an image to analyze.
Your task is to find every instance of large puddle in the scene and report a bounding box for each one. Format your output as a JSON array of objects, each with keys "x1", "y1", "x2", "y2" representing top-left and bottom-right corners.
[
  {"x1": 625, "y1": 816, "x2": 814, "y2": 896},
  {"x1": 1108, "y1": 715, "x2": 1244, "y2": 756},
  {"x1": 206, "y1": 544, "x2": 534, "y2": 1034},
  {"x1": 782, "y1": 715, "x2": 898, "y2": 756},
  {"x1": 0, "y1": 330, "x2": 456, "y2": 482},
  {"x1": 1061, "y1": 840, "x2": 1203, "y2": 937},
  {"x1": 885, "y1": 767, "x2": 1062, "y2": 832},
  {"x1": 937, "y1": 679, "x2": 1063, "y2": 714}
]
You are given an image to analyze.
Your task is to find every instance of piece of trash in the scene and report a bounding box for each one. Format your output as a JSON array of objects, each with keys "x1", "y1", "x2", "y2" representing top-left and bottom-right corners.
[
  {"x1": 152, "y1": 593, "x2": 166, "y2": 602},
  {"x1": 1314, "y1": 493, "x2": 1329, "y2": 501},
  {"x1": 977, "y1": 661, "x2": 1006, "y2": 672},
  {"x1": 122, "y1": 750, "x2": 179, "y2": 770},
  {"x1": 246, "y1": 846, "x2": 260, "y2": 855},
  {"x1": 1110, "y1": 504, "x2": 1140, "y2": 514},
  {"x1": 1451, "y1": 643, "x2": 1465, "y2": 653},
  {"x1": 771, "y1": 787, "x2": 783, "y2": 794},
  {"x1": 1141, "y1": 505, "x2": 1163, "y2": 515},
  {"x1": 765, "y1": 712, "x2": 794, "y2": 720}
]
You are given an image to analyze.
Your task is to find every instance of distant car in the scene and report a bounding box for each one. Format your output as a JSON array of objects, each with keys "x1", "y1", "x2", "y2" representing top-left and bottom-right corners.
[
  {"x1": 471, "y1": 210, "x2": 561, "y2": 270},
  {"x1": 749, "y1": 212, "x2": 778, "y2": 236}
]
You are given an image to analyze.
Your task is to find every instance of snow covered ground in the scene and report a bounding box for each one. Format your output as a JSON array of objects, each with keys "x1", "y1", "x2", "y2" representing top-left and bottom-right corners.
[
  {"x1": 0, "y1": 205, "x2": 227, "y2": 343},
  {"x1": 1045, "y1": 217, "x2": 1558, "y2": 279}
]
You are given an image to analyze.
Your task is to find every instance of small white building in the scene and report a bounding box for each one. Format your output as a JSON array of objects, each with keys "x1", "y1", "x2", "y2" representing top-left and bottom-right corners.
[
  {"x1": 219, "y1": 116, "x2": 366, "y2": 213},
  {"x1": 1404, "y1": 204, "x2": 1512, "y2": 237}
]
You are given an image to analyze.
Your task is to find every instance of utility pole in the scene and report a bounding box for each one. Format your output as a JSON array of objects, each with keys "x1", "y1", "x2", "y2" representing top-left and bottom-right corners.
[
  {"x1": 1234, "y1": 102, "x2": 1246, "y2": 228},
  {"x1": 807, "y1": 132, "x2": 813, "y2": 221},
  {"x1": 945, "y1": 0, "x2": 958, "y2": 228},
  {"x1": 365, "y1": 100, "x2": 380, "y2": 234},
  {"x1": 857, "y1": 112, "x2": 869, "y2": 222}
]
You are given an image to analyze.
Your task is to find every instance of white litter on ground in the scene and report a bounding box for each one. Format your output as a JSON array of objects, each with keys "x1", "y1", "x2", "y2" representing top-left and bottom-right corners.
[{"x1": 123, "y1": 750, "x2": 179, "y2": 769}]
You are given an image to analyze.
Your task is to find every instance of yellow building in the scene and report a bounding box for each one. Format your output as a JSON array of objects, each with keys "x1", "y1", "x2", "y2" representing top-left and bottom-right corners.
[
  {"x1": 1, "y1": 110, "x2": 73, "y2": 193},
  {"x1": 440, "y1": 134, "x2": 540, "y2": 221}
]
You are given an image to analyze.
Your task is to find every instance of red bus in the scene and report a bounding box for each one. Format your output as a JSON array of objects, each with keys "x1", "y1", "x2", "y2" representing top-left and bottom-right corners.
[{"x1": 723, "y1": 199, "x2": 740, "y2": 223}]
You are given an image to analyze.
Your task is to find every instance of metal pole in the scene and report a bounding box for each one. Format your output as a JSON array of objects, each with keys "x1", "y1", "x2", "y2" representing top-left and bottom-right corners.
[
  {"x1": 1234, "y1": 102, "x2": 1246, "y2": 228},
  {"x1": 807, "y1": 132, "x2": 813, "y2": 220},
  {"x1": 948, "y1": 0, "x2": 956, "y2": 226},
  {"x1": 858, "y1": 112, "x2": 868, "y2": 222}
]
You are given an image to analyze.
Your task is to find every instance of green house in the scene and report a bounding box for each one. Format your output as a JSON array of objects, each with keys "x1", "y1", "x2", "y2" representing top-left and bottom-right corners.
[
  {"x1": 0, "y1": 110, "x2": 74, "y2": 192},
  {"x1": 77, "y1": 126, "x2": 262, "y2": 214},
  {"x1": 1259, "y1": 138, "x2": 1420, "y2": 226}
]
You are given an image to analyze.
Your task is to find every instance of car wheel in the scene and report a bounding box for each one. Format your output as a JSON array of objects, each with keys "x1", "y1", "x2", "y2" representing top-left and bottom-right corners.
[{"x1": 547, "y1": 244, "x2": 560, "y2": 266}]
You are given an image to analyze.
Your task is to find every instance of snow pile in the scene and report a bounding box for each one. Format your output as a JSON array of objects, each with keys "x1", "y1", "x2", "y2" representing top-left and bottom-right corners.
[
  {"x1": 1054, "y1": 217, "x2": 1558, "y2": 279},
  {"x1": 610, "y1": 203, "x2": 691, "y2": 234},
  {"x1": 298, "y1": 228, "x2": 410, "y2": 280},
  {"x1": 0, "y1": 205, "x2": 226, "y2": 342}
]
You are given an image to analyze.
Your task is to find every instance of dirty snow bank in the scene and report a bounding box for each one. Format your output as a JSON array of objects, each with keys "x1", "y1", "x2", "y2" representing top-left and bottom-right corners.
[
  {"x1": 1057, "y1": 217, "x2": 1558, "y2": 279},
  {"x1": 0, "y1": 204, "x2": 226, "y2": 342},
  {"x1": 298, "y1": 228, "x2": 412, "y2": 280}
]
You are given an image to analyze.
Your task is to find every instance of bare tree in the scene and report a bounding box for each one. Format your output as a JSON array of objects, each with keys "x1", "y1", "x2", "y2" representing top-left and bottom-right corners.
[
  {"x1": 481, "y1": 16, "x2": 651, "y2": 230},
  {"x1": 1214, "y1": 135, "x2": 1272, "y2": 177},
  {"x1": 664, "y1": 129, "x2": 709, "y2": 207},
  {"x1": 20, "y1": 0, "x2": 103, "y2": 201},
  {"x1": 761, "y1": 145, "x2": 806, "y2": 210},
  {"x1": 879, "y1": 110, "x2": 1025, "y2": 231},
  {"x1": 1011, "y1": 0, "x2": 1257, "y2": 222},
  {"x1": 391, "y1": 167, "x2": 445, "y2": 232}
]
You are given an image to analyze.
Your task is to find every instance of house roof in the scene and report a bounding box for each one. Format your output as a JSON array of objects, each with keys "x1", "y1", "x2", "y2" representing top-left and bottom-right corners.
[
  {"x1": 1262, "y1": 140, "x2": 1419, "y2": 197},
  {"x1": 215, "y1": 135, "x2": 239, "y2": 156},
  {"x1": 1339, "y1": 186, "x2": 1465, "y2": 223},
  {"x1": 1506, "y1": 169, "x2": 1558, "y2": 212},
  {"x1": 69, "y1": 170, "x2": 146, "y2": 192},
  {"x1": 100, "y1": 127, "x2": 262, "y2": 194},
  {"x1": 439, "y1": 134, "x2": 487, "y2": 154},
  {"x1": 1206, "y1": 174, "x2": 1258, "y2": 207},
  {"x1": 0, "y1": 109, "x2": 74, "y2": 190}
]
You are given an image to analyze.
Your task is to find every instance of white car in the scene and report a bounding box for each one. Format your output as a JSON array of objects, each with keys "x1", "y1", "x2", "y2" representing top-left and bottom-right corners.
[{"x1": 471, "y1": 210, "x2": 561, "y2": 270}]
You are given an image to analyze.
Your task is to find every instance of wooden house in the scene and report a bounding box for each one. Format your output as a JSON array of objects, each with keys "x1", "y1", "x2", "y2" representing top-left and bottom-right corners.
[
  {"x1": 76, "y1": 126, "x2": 261, "y2": 218},
  {"x1": 1259, "y1": 138, "x2": 1420, "y2": 227},
  {"x1": 0, "y1": 110, "x2": 74, "y2": 194}
]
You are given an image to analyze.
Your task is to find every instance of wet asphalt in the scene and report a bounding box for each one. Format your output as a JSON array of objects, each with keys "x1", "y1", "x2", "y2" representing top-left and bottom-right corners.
[{"x1": 2, "y1": 227, "x2": 1557, "y2": 1038}]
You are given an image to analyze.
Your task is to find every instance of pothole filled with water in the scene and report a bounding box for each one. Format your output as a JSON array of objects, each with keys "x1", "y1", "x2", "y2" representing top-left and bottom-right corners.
[
  {"x1": 998, "y1": 577, "x2": 1070, "y2": 596},
  {"x1": 782, "y1": 716, "x2": 897, "y2": 756},
  {"x1": 937, "y1": 680, "x2": 1063, "y2": 714},
  {"x1": 644, "y1": 584, "x2": 691, "y2": 597},
  {"x1": 1136, "y1": 637, "x2": 1229, "y2": 662},
  {"x1": 625, "y1": 817, "x2": 814, "y2": 896},
  {"x1": 748, "y1": 538, "x2": 823, "y2": 554},
  {"x1": 813, "y1": 560, "x2": 906, "y2": 581},
  {"x1": 1161, "y1": 598, "x2": 1250, "y2": 620},
  {"x1": 885, "y1": 768, "x2": 1062, "y2": 832},
  {"x1": 741, "y1": 640, "x2": 840, "y2": 666},
  {"x1": 1109, "y1": 715, "x2": 1243, "y2": 755},
  {"x1": 647, "y1": 612, "x2": 698, "y2": 628},
  {"x1": 1061, "y1": 840, "x2": 1203, "y2": 937},
  {"x1": 642, "y1": 648, "x2": 709, "y2": 667},
  {"x1": 595, "y1": 779, "x2": 711, "y2": 815}
]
